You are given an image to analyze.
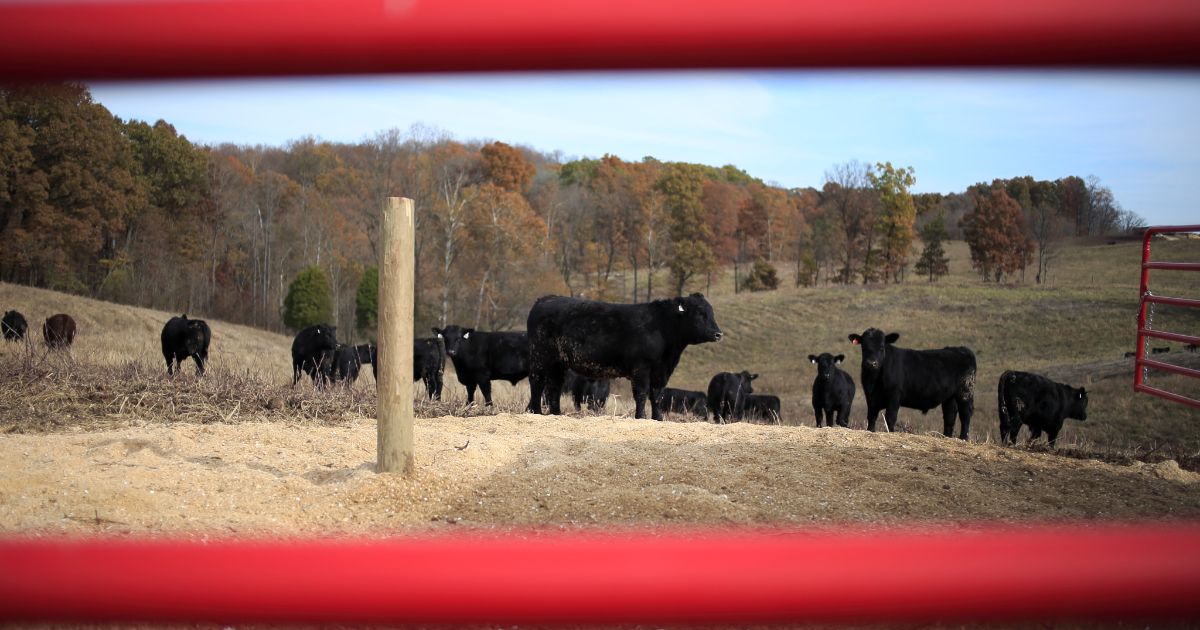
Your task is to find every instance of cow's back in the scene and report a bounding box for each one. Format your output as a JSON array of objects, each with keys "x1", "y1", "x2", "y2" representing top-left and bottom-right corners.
[{"x1": 889, "y1": 346, "x2": 975, "y2": 410}]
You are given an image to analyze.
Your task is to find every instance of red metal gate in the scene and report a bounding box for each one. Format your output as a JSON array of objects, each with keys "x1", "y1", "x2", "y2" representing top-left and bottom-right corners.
[{"x1": 1135, "y1": 225, "x2": 1200, "y2": 408}]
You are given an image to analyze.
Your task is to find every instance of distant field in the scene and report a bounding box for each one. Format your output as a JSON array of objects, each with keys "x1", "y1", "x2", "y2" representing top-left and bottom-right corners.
[{"x1": 2, "y1": 237, "x2": 1198, "y2": 462}]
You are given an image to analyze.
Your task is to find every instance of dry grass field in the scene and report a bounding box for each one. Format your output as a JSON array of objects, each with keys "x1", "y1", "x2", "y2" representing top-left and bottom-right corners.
[{"x1": 1, "y1": 237, "x2": 1198, "y2": 537}]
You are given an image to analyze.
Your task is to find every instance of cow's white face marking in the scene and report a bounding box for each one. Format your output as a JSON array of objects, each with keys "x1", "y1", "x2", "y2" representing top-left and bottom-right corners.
[{"x1": 678, "y1": 304, "x2": 685, "y2": 313}]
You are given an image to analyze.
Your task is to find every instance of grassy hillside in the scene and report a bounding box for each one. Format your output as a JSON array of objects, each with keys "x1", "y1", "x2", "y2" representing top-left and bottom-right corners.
[
  {"x1": 668, "y1": 237, "x2": 1200, "y2": 454},
  {"x1": 2, "y1": 238, "x2": 1197, "y2": 462}
]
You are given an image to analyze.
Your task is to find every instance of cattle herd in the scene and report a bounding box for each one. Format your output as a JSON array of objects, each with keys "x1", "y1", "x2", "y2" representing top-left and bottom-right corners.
[
  {"x1": 2, "y1": 291, "x2": 1096, "y2": 446},
  {"x1": 3, "y1": 309, "x2": 75, "y2": 349}
]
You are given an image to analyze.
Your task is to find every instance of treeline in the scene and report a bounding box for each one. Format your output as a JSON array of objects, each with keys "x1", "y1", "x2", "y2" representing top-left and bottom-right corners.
[{"x1": 0, "y1": 84, "x2": 1141, "y2": 341}]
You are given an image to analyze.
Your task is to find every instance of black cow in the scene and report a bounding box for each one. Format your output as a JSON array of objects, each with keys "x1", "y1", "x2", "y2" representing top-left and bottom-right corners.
[
  {"x1": 1151, "y1": 346, "x2": 1171, "y2": 354},
  {"x1": 325, "y1": 344, "x2": 361, "y2": 385},
  {"x1": 1186, "y1": 343, "x2": 1199, "y2": 353},
  {"x1": 998, "y1": 370, "x2": 1088, "y2": 447},
  {"x1": 526, "y1": 293, "x2": 722, "y2": 420},
  {"x1": 706, "y1": 371, "x2": 758, "y2": 424},
  {"x1": 414, "y1": 337, "x2": 446, "y2": 400},
  {"x1": 562, "y1": 369, "x2": 611, "y2": 412},
  {"x1": 808, "y1": 352, "x2": 854, "y2": 428},
  {"x1": 433, "y1": 325, "x2": 529, "y2": 406},
  {"x1": 661, "y1": 387, "x2": 708, "y2": 419},
  {"x1": 848, "y1": 328, "x2": 976, "y2": 439},
  {"x1": 744, "y1": 393, "x2": 781, "y2": 424},
  {"x1": 291, "y1": 324, "x2": 338, "y2": 387},
  {"x1": 356, "y1": 338, "x2": 445, "y2": 399},
  {"x1": 160, "y1": 314, "x2": 211, "y2": 375},
  {"x1": 2, "y1": 310, "x2": 27, "y2": 341},
  {"x1": 42, "y1": 313, "x2": 76, "y2": 350},
  {"x1": 1123, "y1": 351, "x2": 1136, "y2": 359}
]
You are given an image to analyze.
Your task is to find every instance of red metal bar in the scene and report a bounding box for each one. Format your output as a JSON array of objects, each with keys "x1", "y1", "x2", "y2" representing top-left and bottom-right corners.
[
  {"x1": 1135, "y1": 225, "x2": 1200, "y2": 401},
  {"x1": 1136, "y1": 383, "x2": 1200, "y2": 408},
  {"x1": 1137, "y1": 358, "x2": 1200, "y2": 381},
  {"x1": 1143, "y1": 294, "x2": 1200, "y2": 309},
  {"x1": 1143, "y1": 261, "x2": 1200, "y2": 272},
  {"x1": 1, "y1": 0, "x2": 1200, "y2": 81},
  {"x1": 3, "y1": 526, "x2": 1200, "y2": 625},
  {"x1": 1138, "y1": 329, "x2": 1200, "y2": 346}
]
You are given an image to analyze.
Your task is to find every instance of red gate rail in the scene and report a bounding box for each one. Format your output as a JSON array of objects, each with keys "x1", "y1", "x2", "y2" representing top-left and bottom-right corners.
[
  {"x1": 3, "y1": 525, "x2": 1200, "y2": 625},
  {"x1": 2, "y1": 0, "x2": 1200, "y2": 81},
  {"x1": 1135, "y1": 225, "x2": 1200, "y2": 408}
]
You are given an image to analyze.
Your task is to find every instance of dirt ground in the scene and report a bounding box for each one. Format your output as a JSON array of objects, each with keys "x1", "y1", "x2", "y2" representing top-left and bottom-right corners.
[{"x1": 3, "y1": 413, "x2": 1198, "y2": 537}]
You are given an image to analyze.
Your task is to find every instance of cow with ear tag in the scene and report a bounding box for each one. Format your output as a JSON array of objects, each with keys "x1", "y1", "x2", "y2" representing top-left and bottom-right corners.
[
  {"x1": 808, "y1": 352, "x2": 854, "y2": 428},
  {"x1": 526, "y1": 292, "x2": 722, "y2": 420},
  {"x1": 291, "y1": 324, "x2": 338, "y2": 387},
  {"x1": 432, "y1": 325, "x2": 529, "y2": 406},
  {"x1": 848, "y1": 328, "x2": 977, "y2": 439},
  {"x1": 997, "y1": 370, "x2": 1088, "y2": 447}
]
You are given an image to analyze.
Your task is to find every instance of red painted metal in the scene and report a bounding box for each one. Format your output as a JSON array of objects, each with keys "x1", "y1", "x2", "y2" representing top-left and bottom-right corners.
[
  {"x1": 3, "y1": 526, "x2": 1200, "y2": 625},
  {"x1": 1, "y1": 0, "x2": 1200, "y2": 81},
  {"x1": 1135, "y1": 225, "x2": 1200, "y2": 408}
]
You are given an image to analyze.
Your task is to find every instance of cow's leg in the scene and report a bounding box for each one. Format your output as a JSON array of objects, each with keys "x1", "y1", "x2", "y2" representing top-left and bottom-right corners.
[
  {"x1": 838, "y1": 402, "x2": 851, "y2": 428},
  {"x1": 1029, "y1": 426, "x2": 1043, "y2": 444},
  {"x1": 193, "y1": 352, "x2": 206, "y2": 376},
  {"x1": 544, "y1": 365, "x2": 566, "y2": 415},
  {"x1": 884, "y1": 399, "x2": 901, "y2": 433},
  {"x1": 957, "y1": 394, "x2": 974, "y2": 441},
  {"x1": 814, "y1": 406, "x2": 824, "y2": 427},
  {"x1": 292, "y1": 361, "x2": 301, "y2": 387},
  {"x1": 479, "y1": 379, "x2": 495, "y2": 406},
  {"x1": 465, "y1": 382, "x2": 478, "y2": 405},
  {"x1": 434, "y1": 373, "x2": 443, "y2": 400},
  {"x1": 648, "y1": 374, "x2": 669, "y2": 422},
  {"x1": 1047, "y1": 426, "x2": 1061, "y2": 448},
  {"x1": 164, "y1": 352, "x2": 174, "y2": 375},
  {"x1": 527, "y1": 372, "x2": 545, "y2": 414},
  {"x1": 941, "y1": 399, "x2": 958, "y2": 438},
  {"x1": 866, "y1": 403, "x2": 880, "y2": 432},
  {"x1": 631, "y1": 371, "x2": 650, "y2": 419}
]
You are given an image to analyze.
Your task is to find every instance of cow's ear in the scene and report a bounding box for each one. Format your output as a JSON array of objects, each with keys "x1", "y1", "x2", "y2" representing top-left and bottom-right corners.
[
  {"x1": 807, "y1": 354, "x2": 816, "y2": 363},
  {"x1": 690, "y1": 292, "x2": 705, "y2": 299},
  {"x1": 1078, "y1": 388, "x2": 1087, "y2": 398},
  {"x1": 431, "y1": 327, "x2": 441, "y2": 336},
  {"x1": 835, "y1": 354, "x2": 845, "y2": 363},
  {"x1": 885, "y1": 332, "x2": 900, "y2": 344},
  {"x1": 848, "y1": 334, "x2": 861, "y2": 344},
  {"x1": 464, "y1": 328, "x2": 474, "y2": 339},
  {"x1": 675, "y1": 298, "x2": 686, "y2": 313},
  {"x1": 750, "y1": 373, "x2": 759, "y2": 380}
]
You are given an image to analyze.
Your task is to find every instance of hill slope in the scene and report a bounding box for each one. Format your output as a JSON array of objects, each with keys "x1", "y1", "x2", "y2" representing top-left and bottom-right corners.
[{"x1": 1, "y1": 238, "x2": 1199, "y2": 534}]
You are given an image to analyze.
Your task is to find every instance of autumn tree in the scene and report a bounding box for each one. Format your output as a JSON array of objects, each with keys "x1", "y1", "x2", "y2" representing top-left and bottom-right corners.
[
  {"x1": 658, "y1": 163, "x2": 715, "y2": 296},
  {"x1": 961, "y1": 188, "x2": 1034, "y2": 283},
  {"x1": 821, "y1": 160, "x2": 875, "y2": 284},
  {"x1": 914, "y1": 214, "x2": 950, "y2": 282},
  {"x1": 481, "y1": 141, "x2": 535, "y2": 194},
  {"x1": 868, "y1": 162, "x2": 917, "y2": 283},
  {"x1": 283, "y1": 265, "x2": 333, "y2": 331}
]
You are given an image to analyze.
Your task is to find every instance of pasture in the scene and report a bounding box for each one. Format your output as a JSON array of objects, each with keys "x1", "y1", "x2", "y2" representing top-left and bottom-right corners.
[{"x1": 0, "y1": 237, "x2": 1198, "y2": 535}]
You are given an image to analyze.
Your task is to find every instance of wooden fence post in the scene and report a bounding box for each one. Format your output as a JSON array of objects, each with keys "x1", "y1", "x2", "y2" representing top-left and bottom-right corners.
[{"x1": 378, "y1": 196, "x2": 414, "y2": 474}]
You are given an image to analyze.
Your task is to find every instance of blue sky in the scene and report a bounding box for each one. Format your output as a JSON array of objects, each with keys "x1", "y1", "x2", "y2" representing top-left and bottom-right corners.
[{"x1": 91, "y1": 71, "x2": 1200, "y2": 225}]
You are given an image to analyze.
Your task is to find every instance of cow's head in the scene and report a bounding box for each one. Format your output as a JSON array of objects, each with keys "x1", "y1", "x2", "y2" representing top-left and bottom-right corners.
[
  {"x1": 808, "y1": 352, "x2": 844, "y2": 380},
  {"x1": 433, "y1": 325, "x2": 473, "y2": 358},
  {"x1": 309, "y1": 325, "x2": 339, "y2": 352},
  {"x1": 674, "y1": 293, "x2": 723, "y2": 343},
  {"x1": 848, "y1": 328, "x2": 898, "y2": 370},
  {"x1": 736, "y1": 370, "x2": 758, "y2": 395},
  {"x1": 1069, "y1": 386, "x2": 1088, "y2": 421}
]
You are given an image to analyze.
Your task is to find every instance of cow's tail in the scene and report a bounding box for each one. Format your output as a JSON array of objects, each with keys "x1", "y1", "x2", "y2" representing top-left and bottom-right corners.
[{"x1": 997, "y1": 370, "x2": 1013, "y2": 444}]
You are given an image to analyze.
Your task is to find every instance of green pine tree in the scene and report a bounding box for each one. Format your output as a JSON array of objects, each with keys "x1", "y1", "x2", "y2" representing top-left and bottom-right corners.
[
  {"x1": 914, "y1": 215, "x2": 951, "y2": 282},
  {"x1": 741, "y1": 258, "x2": 780, "y2": 292},
  {"x1": 282, "y1": 265, "x2": 333, "y2": 331},
  {"x1": 355, "y1": 266, "x2": 379, "y2": 336}
]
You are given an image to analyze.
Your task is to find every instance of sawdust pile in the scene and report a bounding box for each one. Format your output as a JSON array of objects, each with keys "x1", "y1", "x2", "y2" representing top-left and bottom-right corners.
[{"x1": 3, "y1": 414, "x2": 1197, "y2": 536}]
